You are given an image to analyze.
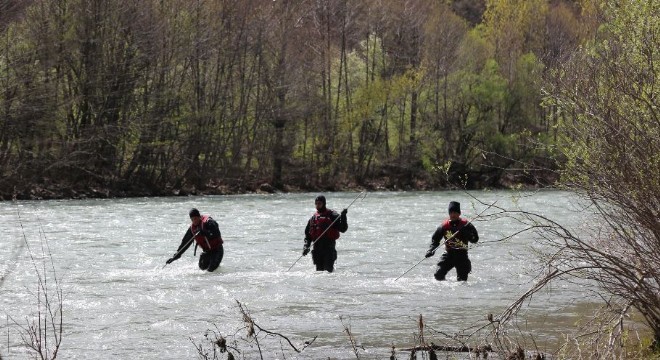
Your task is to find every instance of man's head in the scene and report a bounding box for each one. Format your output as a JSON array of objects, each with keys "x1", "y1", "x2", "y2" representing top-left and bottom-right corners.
[
  {"x1": 189, "y1": 208, "x2": 201, "y2": 225},
  {"x1": 448, "y1": 201, "x2": 461, "y2": 221},
  {"x1": 315, "y1": 195, "x2": 326, "y2": 211}
]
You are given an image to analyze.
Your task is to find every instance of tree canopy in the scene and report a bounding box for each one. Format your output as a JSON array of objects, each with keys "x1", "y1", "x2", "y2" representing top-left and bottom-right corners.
[{"x1": 0, "y1": 0, "x2": 592, "y2": 199}]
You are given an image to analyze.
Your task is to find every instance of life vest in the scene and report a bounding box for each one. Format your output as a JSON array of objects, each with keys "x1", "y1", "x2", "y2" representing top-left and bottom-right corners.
[
  {"x1": 309, "y1": 209, "x2": 341, "y2": 241},
  {"x1": 442, "y1": 218, "x2": 469, "y2": 250},
  {"x1": 190, "y1": 215, "x2": 223, "y2": 251}
]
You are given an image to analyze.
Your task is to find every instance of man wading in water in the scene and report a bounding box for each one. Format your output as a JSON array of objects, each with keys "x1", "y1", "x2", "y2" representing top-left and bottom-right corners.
[
  {"x1": 165, "y1": 208, "x2": 224, "y2": 272},
  {"x1": 425, "y1": 201, "x2": 479, "y2": 281},
  {"x1": 302, "y1": 195, "x2": 348, "y2": 272}
]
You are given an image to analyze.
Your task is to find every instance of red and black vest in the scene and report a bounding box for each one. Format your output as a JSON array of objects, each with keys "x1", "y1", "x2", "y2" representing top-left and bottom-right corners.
[
  {"x1": 190, "y1": 215, "x2": 223, "y2": 251},
  {"x1": 442, "y1": 218, "x2": 469, "y2": 251},
  {"x1": 309, "y1": 209, "x2": 341, "y2": 241}
]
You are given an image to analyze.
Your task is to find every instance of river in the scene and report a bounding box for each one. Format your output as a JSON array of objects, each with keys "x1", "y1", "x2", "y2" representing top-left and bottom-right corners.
[{"x1": 0, "y1": 190, "x2": 593, "y2": 359}]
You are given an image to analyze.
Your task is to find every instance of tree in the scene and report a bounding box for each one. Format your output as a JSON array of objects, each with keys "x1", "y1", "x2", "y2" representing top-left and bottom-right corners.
[
  {"x1": 380, "y1": 0, "x2": 429, "y2": 167},
  {"x1": 495, "y1": 0, "x2": 660, "y2": 353},
  {"x1": 557, "y1": 0, "x2": 659, "y2": 343},
  {"x1": 481, "y1": 0, "x2": 547, "y2": 82},
  {"x1": 420, "y1": 3, "x2": 468, "y2": 165}
]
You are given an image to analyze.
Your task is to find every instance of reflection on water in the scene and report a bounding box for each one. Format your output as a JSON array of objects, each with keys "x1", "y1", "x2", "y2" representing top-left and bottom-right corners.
[{"x1": 0, "y1": 191, "x2": 597, "y2": 358}]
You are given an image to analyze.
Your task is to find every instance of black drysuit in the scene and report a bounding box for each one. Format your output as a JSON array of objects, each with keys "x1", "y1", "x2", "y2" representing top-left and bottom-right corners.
[
  {"x1": 170, "y1": 217, "x2": 224, "y2": 272},
  {"x1": 304, "y1": 209, "x2": 348, "y2": 272},
  {"x1": 428, "y1": 219, "x2": 479, "y2": 281}
]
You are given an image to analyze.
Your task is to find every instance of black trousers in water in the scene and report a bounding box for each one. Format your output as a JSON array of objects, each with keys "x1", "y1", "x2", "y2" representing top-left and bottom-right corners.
[
  {"x1": 434, "y1": 250, "x2": 472, "y2": 281},
  {"x1": 199, "y1": 246, "x2": 224, "y2": 272},
  {"x1": 311, "y1": 239, "x2": 337, "y2": 273}
]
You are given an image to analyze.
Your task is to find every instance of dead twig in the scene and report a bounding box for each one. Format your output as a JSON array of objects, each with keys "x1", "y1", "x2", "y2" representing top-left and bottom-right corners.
[
  {"x1": 8, "y1": 209, "x2": 63, "y2": 360},
  {"x1": 340, "y1": 316, "x2": 363, "y2": 359}
]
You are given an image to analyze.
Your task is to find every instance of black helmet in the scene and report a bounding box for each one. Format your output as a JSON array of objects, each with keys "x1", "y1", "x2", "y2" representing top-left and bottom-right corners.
[
  {"x1": 448, "y1": 201, "x2": 461, "y2": 214},
  {"x1": 315, "y1": 195, "x2": 326, "y2": 205},
  {"x1": 189, "y1": 208, "x2": 201, "y2": 218}
]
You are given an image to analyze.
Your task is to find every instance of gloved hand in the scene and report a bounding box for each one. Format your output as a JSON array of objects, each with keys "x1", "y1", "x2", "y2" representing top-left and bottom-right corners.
[
  {"x1": 425, "y1": 249, "x2": 435, "y2": 258},
  {"x1": 166, "y1": 253, "x2": 181, "y2": 264},
  {"x1": 302, "y1": 246, "x2": 310, "y2": 256},
  {"x1": 341, "y1": 208, "x2": 347, "y2": 216}
]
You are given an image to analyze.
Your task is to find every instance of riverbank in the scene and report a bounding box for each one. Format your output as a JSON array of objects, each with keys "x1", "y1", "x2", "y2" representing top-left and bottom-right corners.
[
  {"x1": 1, "y1": 169, "x2": 555, "y2": 201},
  {"x1": 1, "y1": 180, "x2": 434, "y2": 201}
]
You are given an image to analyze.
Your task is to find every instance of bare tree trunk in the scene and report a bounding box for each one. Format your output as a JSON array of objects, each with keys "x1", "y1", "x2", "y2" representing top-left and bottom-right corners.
[{"x1": 271, "y1": 0, "x2": 291, "y2": 189}]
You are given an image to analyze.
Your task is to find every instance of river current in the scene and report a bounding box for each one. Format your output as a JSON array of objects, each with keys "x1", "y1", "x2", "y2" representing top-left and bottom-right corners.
[{"x1": 0, "y1": 191, "x2": 592, "y2": 359}]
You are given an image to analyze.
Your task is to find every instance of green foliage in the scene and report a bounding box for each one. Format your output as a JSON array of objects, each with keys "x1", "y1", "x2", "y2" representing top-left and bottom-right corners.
[
  {"x1": 467, "y1": 58, "x2": 507, "y2": 118},
  {"x1": 558, "y1": 0, "x2": 660, "y2": 191},
  {"x1": 0, "y1": 0, "x2": 581, "y2": 197},
  {"x1": 509, "y1": 52, "x2": 544, "y2": 131},
  {"x1": 482, "y1": 0, "x2": 548, "y2": 76},
  {"x1": 457, "y1": 27, "x2": 494, "y2": 72},
  {"x1": 552, "y1": 0, "x2": 660, "y2": 345}
]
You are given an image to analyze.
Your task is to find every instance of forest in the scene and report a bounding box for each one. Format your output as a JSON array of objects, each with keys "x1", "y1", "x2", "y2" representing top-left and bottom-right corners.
[
  {"x1": 0, "y1": 0, "x2": 591, "y2": 200},
  {"x1": 1, "y1": 1, "x2": 659, "y2": 357}
]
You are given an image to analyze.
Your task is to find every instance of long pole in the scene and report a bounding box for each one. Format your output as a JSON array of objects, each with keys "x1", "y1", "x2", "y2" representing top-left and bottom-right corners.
[
  {"x1": 286, "y1": 191, "x2": 367, "y2": 272},
  {"x1": 162, "y1": 231, "x2": 199, "y2": 269},
  {"x1": 394, "y1": 200, "x2": 497, "y2": 281}
]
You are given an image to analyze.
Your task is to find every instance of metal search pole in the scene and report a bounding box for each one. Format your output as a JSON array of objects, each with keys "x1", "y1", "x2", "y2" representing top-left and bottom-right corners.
[
  {"x1": 286, "y1": 191, "x2": 367, "y2": 272},
  {"x1": 162, "y1": 231, "x2": 200, "y2": 269},
  {"x1": 394, "y1": 200, "x2": 498, "y2": 281}
]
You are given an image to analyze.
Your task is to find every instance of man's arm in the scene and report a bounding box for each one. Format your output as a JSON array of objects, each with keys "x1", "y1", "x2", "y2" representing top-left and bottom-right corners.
[
  {"x1": 166, "y1": 228, "x2": 194, "y2": 264},
  {"x1": 425, "y1": 227, "x2": 444, "y2": 257},
  {"x1": 464, "y1": 223, "x2": 479, "y2": 243},
  {"x1": 203, "y1": 217, "x2": 221, "y2": 239},
  {"x1": 304, "y1": 218, "x2": 312, "y2": 240},
  {"x1": 176, "y1": 228, "x2": 195, "y2": 254},
  {"x1": 333, "y1": 209, "x2": 348, "y2": 233},
  {"x1": 430, "y1": 226, "x2": 444, "y2": 248},
  {"x1": 302, "y1": 218, "x2": 312, "y2": 255}
]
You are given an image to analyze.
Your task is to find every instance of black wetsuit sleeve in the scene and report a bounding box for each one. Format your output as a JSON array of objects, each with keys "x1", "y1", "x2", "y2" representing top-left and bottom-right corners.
[
  {"x1": 204, "y1": 217, "x2": 221, "y2": 239},
  {"x1": 333, "y1": 210, "x2": 348, "y2": 233},
  {"x1": 305, "y1": 219, "x2": 312, "y2": 240},
  {"x1": 430, "y1": 226, "x2": 444, "y2": 249},
  {"x1": 304, "y1": 218, "x2": 312, "y2": 245},
  {"x1": 174, "y1": 228, "x2": 194, "y2": 259},
  {"x1": 463, "y1": 223, "x2": 478, "y2": 243}
]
